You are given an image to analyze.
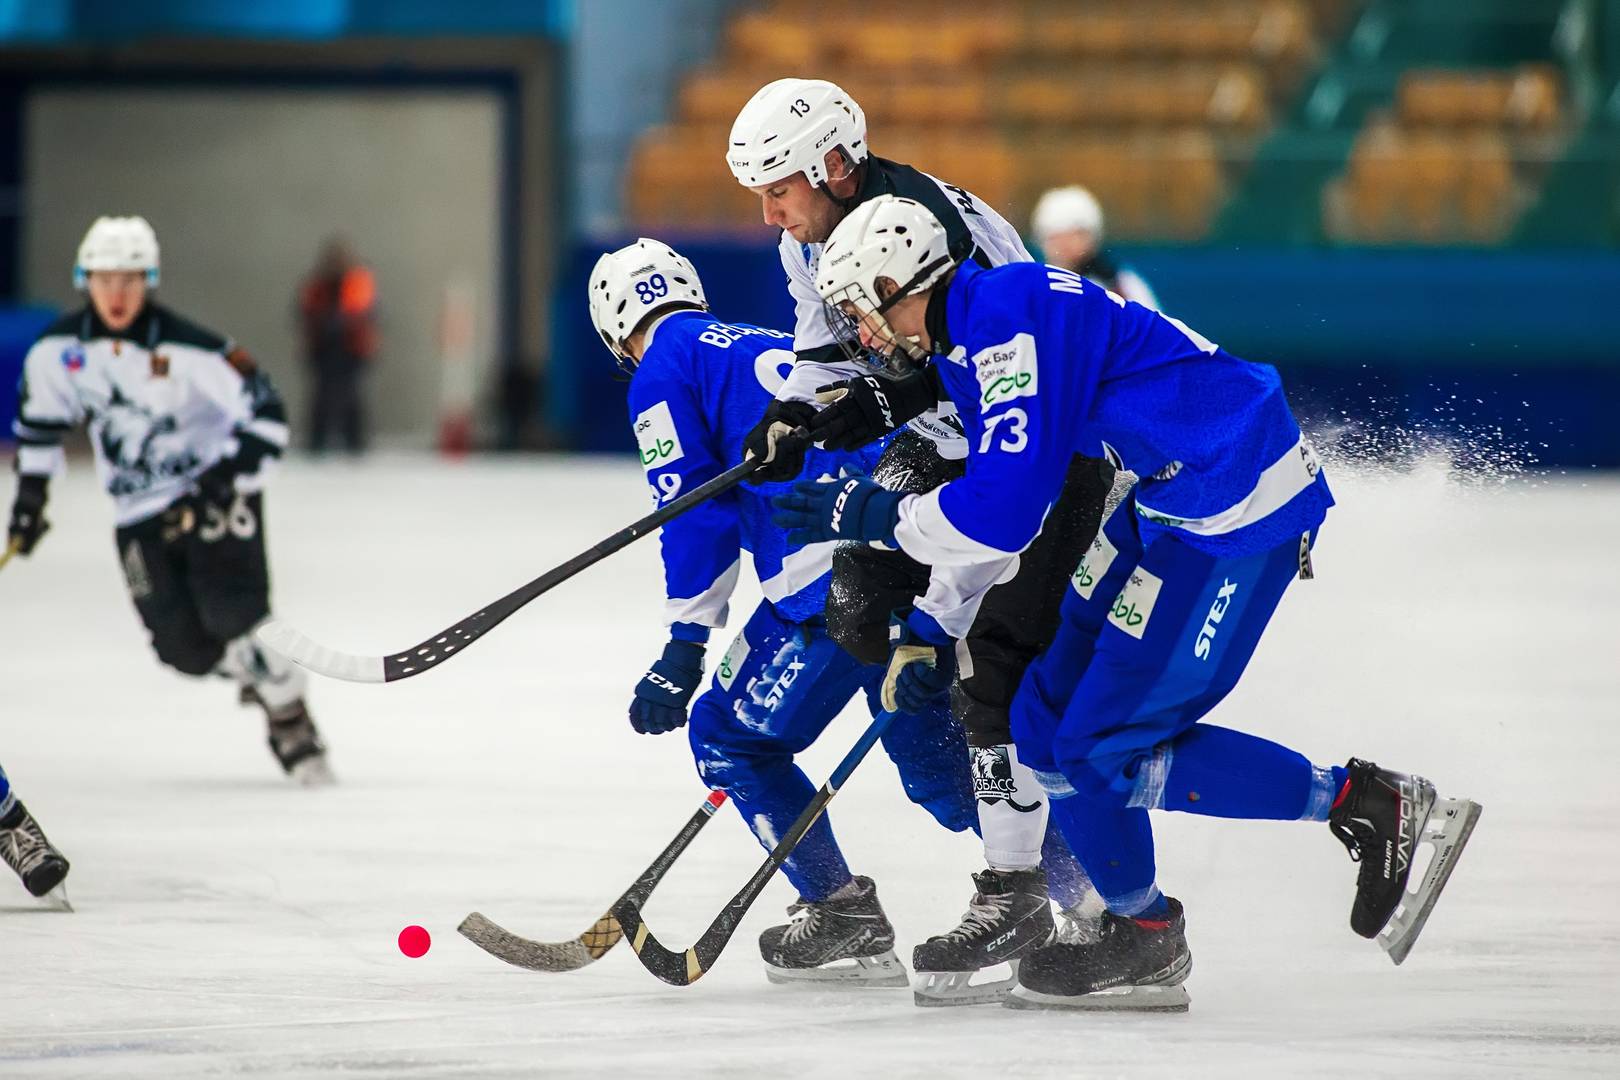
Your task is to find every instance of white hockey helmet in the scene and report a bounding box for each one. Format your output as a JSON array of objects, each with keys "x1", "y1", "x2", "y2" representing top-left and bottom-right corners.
[
  {"x1": 815, "y1": 195, "x2": 955, "y2": 369},
  {"x1": 1030, "y1": 185, "x2": 1105, "y2": 245},
  {"x1": 727, "y1": 78, "x2": 868, "y2": 189},
  {"x1": 74, "y1": 215, "x2": 160, "y2": 289},
  {"x1": 587, "y1": 238, "x2": 707, "y2": 371}
]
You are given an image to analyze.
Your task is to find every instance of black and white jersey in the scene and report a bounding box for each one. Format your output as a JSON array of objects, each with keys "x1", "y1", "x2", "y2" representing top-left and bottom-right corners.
[
  {"x1": 776, "y1": 155, "x2": 1032, "y2": 460},
  {"x1": 13, "y1": 303, "x2": 289, "y2": 526}
]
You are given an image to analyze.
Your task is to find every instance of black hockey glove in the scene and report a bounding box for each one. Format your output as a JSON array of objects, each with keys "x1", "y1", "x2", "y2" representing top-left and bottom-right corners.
[
  {"x1": 193, "y1": 432, "x2": 278, "y2": 507},
  {"x1": 7, "y1": 474, "x2": 50, "y2": 555},
  {"x1": 809, "y1": 367, "x2": 944, "y2": 452},
  {"x1": 742, "y1": 400, "x2": 817, "y2": 482}
]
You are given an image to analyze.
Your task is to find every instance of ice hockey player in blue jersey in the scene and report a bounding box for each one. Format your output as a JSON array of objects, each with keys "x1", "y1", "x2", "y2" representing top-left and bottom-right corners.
[
  {"x1": 587, "y1": 238, "x2": 976, "y2": 987},
  {"x1": 0, "y1": 763, "x2": 70, "y2": 907},
  {"x1": 774, "y1": 195, "x2": 1482, "y2": 1011}
]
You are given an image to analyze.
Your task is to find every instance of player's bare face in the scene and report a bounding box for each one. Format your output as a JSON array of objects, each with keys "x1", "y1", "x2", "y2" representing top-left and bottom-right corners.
[
  {"x1": 87, "y1": 271, "x2": 148, "y2": 332},
  {"x1": 752, "y1": 174, "x2": 843, "y2": 244}
]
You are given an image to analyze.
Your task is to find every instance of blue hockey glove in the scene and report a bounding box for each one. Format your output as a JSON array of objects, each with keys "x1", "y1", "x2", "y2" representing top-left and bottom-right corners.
[
  {"x1": 882, "y1": 608, "x2": 956, "y2": 714},
  {"x1": 628, "y1": 639, "x2": 706, "y2": 735},
  {"x1": 770, "y1": 467, "x2": 906, "y2": 547}
]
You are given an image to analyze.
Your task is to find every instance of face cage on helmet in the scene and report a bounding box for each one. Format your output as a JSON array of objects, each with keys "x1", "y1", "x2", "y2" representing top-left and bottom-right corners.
[{"x1": 820, "y1": 282, "x2": 928, "y2": 378}]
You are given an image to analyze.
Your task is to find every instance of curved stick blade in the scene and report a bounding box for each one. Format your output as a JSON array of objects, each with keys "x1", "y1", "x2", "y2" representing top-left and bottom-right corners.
[
  {"x1": 612, "y1": 898, "x2": 710, "y2": 987},
  {"x1": 457, "y1": 912, "x2": 601, "y2": 973},
  {"x1": 254, "y1": 618, "x2": 386, "y2": 683}
]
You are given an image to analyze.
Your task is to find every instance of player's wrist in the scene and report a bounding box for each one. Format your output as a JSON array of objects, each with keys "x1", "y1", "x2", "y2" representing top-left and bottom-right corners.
[{"x1": 668, "y1": 622, "x2": 711, "y2": 645}]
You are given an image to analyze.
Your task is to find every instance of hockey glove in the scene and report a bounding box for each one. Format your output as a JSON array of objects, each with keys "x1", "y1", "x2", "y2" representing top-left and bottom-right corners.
[
  {"x1": 771, "y1": 467, "x2": 906, "y2": 547},
  {"x1": 742, "y1": 400, "x2": 817, "y2": 483},
  {"x1": 810, "y1": 368, "x2": 943, "y2": 452},
  {"x1": 7, "y1": 474, "x2": 50, "y2": 555},
  {"x1": 628, "y1": 639, "x2": 706, "y2": 735},
  {"x1": 193, "y1": 432, "x2": 279, "y2": 507},
  {"x1": 882, "y1": 608, "x2": 956, "y2": 714}
]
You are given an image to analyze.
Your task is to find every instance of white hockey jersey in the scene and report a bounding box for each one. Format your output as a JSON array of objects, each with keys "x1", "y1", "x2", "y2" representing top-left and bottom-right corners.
[{"x1": 13, "y1": 304, "x2": 289, "y2": 526}]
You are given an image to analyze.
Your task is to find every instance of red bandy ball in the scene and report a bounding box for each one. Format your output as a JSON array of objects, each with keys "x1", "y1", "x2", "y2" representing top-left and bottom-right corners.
[{"x1": 398, "y1": 925, "x2": 431, "y2": 958}]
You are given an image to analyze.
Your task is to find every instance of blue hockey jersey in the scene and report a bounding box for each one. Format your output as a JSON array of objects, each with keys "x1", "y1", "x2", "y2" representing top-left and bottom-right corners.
[
  {"x1": 893, "y1": 261, "x2": 1333, "y2": 565},
  {"x1": 628, "y1": 310, "x2": 883, "y2": 635}
]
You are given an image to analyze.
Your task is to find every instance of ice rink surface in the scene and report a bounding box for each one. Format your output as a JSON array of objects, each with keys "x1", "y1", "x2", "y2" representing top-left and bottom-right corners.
[{"x1": 3, "y1": 454, "x2": 1617, "y2": 1079}]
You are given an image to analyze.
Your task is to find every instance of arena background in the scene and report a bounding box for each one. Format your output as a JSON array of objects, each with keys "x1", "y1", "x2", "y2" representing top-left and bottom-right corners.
[{"x1": 2, "y1": 0, "x2": 1617, "y2": 468}]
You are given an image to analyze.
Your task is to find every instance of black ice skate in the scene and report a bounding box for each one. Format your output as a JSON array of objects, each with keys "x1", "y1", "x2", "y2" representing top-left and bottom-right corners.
[
  {"x1": 912, "y1": 868, "x2": 1056, "y2": 1006},
  {"x1": 1006, "y1": 897, "x2": 1191, "y2": 1013},
  {"x1": 758, "y1": 875, "x2": 907, "y2": 987},
  {"x1": 0, "y1": 800, "x2": 72, "y2": 910},
  {"x1": 267, "y1": 702, "x2": 335, "y2": 787},
  {"x1": 1329, "y1": 757, "x2": 1481, "y2": 964}
]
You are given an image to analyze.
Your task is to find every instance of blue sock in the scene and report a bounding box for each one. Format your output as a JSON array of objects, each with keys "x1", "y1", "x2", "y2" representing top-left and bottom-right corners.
[
  {"x1": 0, "y1": 763, "x2": 12, "y2": 821},
  {"x1": 1047, "y1": 790, "x2": 1162, "y2": 916},
  {"x1": 1130, "y1": 725, "x2": 1347, "y2": 822},
  {"x1": 723, "y1": 763, "x2": 853, "y2": 902}
]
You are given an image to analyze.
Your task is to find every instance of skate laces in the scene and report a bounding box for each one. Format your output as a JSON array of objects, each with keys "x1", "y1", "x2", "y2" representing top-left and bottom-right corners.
[
  {"x1": 1, "y1": 816, "x2": 52, "y2": 876},
  {"x1": 780, "y1": 901, "x2": 823, "y2": 945},
  {"x1": 940, "y1": 890, "x2": 1013, "y2": 942}
]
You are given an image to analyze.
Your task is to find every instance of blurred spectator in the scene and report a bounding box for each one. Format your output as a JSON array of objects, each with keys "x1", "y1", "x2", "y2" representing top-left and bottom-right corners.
[
  {"x1": 298, "y1": 238, "x2": 378, "y2": 453},
  {"x1": 1030, "y1": 186, "x2": 1159, "y2": 310}
]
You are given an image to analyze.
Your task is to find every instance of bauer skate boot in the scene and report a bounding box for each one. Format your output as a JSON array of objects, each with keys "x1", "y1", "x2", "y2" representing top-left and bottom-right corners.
[
  {"x1": 0, "y1": 800, "x2": 71, "y2": 908},
  {"x1": 758, "y1": 875, "x2": 908, "y2": 987},
  {"x1": 1007, "y1": 897, "x2": 1191, "y2": 1013},
  {"x1": 912, "y1": 868, "x2": 1055, "y2": 1006},
  {"x1": 1329, "y1": 758, "x2": 1481, "y2": 964},
  {"x1": 266, "y1": 701, "x2": 335, "y2": 787}
]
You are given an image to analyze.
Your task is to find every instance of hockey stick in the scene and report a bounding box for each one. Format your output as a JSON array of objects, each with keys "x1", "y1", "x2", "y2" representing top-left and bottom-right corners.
[
  {"x1": 613, "y1": 710, "x2": 899, "y2": 986},
  {"x1": 458, "y1": 789, "x2": 729, "y2": 972},
  {"x1": 256, "y1": 456, "x2": 769, "y2": 683},
  {"x1": 0, "y1": 537, "x2": 19, "y2": 573}
]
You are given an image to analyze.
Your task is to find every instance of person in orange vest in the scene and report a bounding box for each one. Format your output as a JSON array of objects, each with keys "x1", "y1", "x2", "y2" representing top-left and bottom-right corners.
[{"x1": 298, "y1": 238, "x2": 378, "y2": 453}]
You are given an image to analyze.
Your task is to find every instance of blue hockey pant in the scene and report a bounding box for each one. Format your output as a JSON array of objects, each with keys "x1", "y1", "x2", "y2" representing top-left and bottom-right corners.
[
  {"x1": 689, "y1": 601, "x2": 976, "y2": 901},
  {"x1": 1011, "y1": 494, "x2": 1338, "y2": 915}
]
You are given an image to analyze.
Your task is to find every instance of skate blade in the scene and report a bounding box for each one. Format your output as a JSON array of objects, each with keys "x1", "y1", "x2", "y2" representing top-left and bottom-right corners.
[
  {"x1": 912, "y1": 961, "x2": 1018, "y2": 1007},
  {"x1": 764, "y1": 949, "x2": 909, "y2": 988},
  {"x1": 290, "y1": 755, "x2": 336, "y2": 787},
  {"x1": 1005, "y1": 982, "x2": 1189, "y2": 1013},
  {"x1": 1379, "y1": 796, "x2": 1482, "y2": 965},
  {"x1": 39, "y1": 884, "x2": 73, "y2": 913}
]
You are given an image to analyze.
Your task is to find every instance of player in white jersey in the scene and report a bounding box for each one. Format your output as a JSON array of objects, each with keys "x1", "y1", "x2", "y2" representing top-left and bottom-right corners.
[
  {"x1": 725, "y1": 78, "x2": 1115, "y2": 1004},
  {"x1": 6, "y1": 216, "x2": 333, "y2": 785},
  {"x1": 1029, "y1": 185, "x2": 1159, "y2": 309}
]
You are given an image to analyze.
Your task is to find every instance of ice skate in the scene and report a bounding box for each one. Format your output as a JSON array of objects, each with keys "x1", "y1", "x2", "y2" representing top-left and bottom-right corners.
[
  {"x1": 267, "y1": 703, "x2": 335, "y2": 787},
  {"x1": 1, "y1": 800, "x2": 73, "y2": 910},
  {"x1": 1006, "y1": 897, "x2": 1191, "y2": 1013},
  {"x1": 912, "y1": 868, "x2": 1055, "y2": 1006},
  {"x1": 758, "y1": 875, "x2": 908, "y2": 987},
  {"x1": 1329, "y1": 757, "x2": 1481, "y2": 964}
]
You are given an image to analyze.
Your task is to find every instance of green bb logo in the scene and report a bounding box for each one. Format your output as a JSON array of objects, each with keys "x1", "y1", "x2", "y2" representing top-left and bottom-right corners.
[
  {"x1": 1072, "y1": 562, "x2": 1095, "y2": 588},
  {"x1": 717, "y1": 656, "x2": 734, "y2": 680},
  {"x1": 1111, "y1": 593, "x2": 1144, "y2": 628},
  {"x1": 982, "y1": 371, "x2": 1031, "y2": 405},
  {"x1": 640, "y1": 438, "x2": 675, "y2": 465}
]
